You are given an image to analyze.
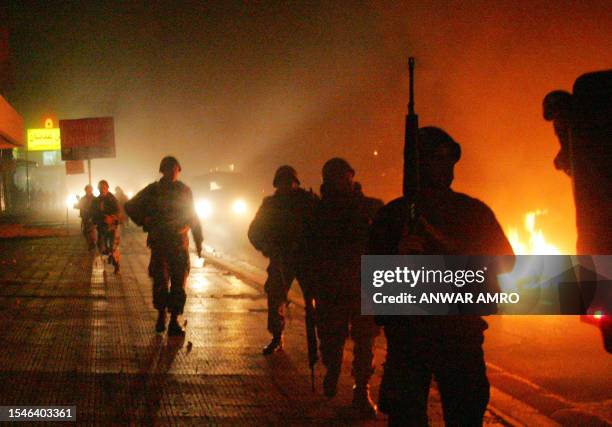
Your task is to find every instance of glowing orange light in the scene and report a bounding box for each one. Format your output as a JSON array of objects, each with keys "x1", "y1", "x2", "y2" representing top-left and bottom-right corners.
[{"x1": 507, "y1": 210, "x2": 561, "y2": 255}]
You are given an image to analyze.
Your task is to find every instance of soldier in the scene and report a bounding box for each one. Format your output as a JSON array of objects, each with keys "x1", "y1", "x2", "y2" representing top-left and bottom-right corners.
[
  {"x1": 92, "y1": 180, "x2": 121, "y2": 273},
  {"x1": 74, "y1": 184, "x2": 97, "y2": 250},
  {"x1": 368, "y1": 127, "x2": 514, "y2": 426},
  {"x1": 125, "y1": 156, "x2": 203, "y2": 337},
  {"x1": 248, "y1": 165, "x2": 318, "y2": 354},
  {"x1": 309, "y1": 158, "x2": 383, "y2": 418},
  {"x1": 543, "y1": 70, "x2": 612, "y2": 352}
]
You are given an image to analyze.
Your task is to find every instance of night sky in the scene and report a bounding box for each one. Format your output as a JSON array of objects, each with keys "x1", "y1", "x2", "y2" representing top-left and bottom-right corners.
[{"x1": 5, "y1": 0, "x2": 612, "y2": 251}]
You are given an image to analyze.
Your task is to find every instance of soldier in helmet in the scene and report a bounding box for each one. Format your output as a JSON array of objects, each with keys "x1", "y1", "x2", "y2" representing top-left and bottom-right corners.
[
  {"x1": 74, "y1": 184, "x2": 96, "y2": 250},
  {"x1": 125, "y1": 156, "x2": 203, "y2": 337},
  {"x1": 248, "y1": 165, "x2": 318, "y2": 354},
  {"x1": 368, "y1": 127, "x2": 514, "y2": 426},
  {"x1": 308, "y1": 157, "x2": 383, "y2": 418},
  {"x1": 92, "y1": 180, "x2": 121, "y2": 273}
]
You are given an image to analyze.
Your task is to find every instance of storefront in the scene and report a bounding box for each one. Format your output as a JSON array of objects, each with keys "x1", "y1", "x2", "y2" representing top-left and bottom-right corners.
[{"x1": 0, "y1": 94, "x2": 24, "y2": 212}]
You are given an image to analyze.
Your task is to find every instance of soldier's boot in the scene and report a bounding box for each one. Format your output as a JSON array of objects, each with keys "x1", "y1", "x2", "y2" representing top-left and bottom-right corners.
[
  {"x1": 155, "y1": 310, "x2": 166, "y2": 333},
  {"x1": 168, "y1": 314, "x2": 185, "y2": 337},
  {"x1": 262, "y1": 335, "x2": 283, "y2": 355},
  {"x1": 323, "y1": 366, "x2": 341, "y2": 398},
  {"x1": 352, "y1": 384, "x2": 378, "y2": 419}
]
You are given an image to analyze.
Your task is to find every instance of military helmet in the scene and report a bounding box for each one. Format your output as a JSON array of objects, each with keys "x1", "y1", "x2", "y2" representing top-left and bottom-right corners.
[
  {"x1": 159, "y1": 156, "x2": 182, "y2": 173},
  {"x1": 542, "y1": 90, "x2": 572, "y2": 121},
  {"x1": 418, "y1": 127, "x2": 461, "y2": 163},
  {"x1": 322, "y1": 157, "x2": 355, "y2": 182},
  {"x1": 273, "y1": 165, "x2": 300, "y2": 188}
]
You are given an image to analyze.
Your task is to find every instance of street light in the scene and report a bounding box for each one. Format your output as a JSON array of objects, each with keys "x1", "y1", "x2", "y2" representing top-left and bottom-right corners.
[{"x1": 232, "y1": 199, "x2": 247, "y2": 216}]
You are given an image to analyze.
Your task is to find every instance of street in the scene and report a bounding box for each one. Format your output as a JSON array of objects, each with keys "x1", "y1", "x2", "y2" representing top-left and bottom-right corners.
[
  {"x1": 0, "y1": 229, "x2": 508, "y2": 425},
  {"x1": 485, "y1": 316, "x2": 612, "y2": 424},
  {"x1": 0, "y1": 226, "x2": 610, "y2": 425},
  {"x1": 206, "y1": 236, "x2": 612, "y2": 426}
]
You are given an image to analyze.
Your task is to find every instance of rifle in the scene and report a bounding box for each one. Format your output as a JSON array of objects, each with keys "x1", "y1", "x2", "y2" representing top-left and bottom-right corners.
[{"x1": 404, "y1": 57, "x2": 420, "y2": 223}]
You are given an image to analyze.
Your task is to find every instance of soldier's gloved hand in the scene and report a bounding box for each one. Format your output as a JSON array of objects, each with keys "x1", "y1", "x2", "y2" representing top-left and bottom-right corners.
[{"x1": 397, "y1": 225, "x2": 426, "y2": 254}]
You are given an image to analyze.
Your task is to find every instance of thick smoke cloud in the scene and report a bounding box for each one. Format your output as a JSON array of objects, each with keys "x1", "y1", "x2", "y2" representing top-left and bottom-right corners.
[{"x1": 7, "y1": 1, "x2": 611, "y2": 252}]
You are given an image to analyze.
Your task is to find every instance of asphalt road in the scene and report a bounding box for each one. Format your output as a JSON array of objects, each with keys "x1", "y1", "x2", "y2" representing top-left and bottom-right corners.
[{"x1": 485, "y1": 315, "x2": 611, "y2": 423}]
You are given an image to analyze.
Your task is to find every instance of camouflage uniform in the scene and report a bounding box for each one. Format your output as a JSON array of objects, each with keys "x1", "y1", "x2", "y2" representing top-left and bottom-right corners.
[
  {"x1": 368, "y1": 189, "x2": 513, "y2": 426},
  {"x1": 248, "y1": 187, "x2": 318, "y2": 341},
  {"x1": 309, "y1": 182, "x2": 383, "y2": 395},
  {"x1": 76, "y1": 193, "x2": 96, "y2": 250},
  {"x1": 125, "y1": 179, "x2": 203, "y2": 315},
  {"x1": 92, "y1": 192, "x2": 121, "y2": 265}
]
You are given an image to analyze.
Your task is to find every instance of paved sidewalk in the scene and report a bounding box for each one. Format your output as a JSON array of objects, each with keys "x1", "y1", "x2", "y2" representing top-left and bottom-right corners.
[{"x1": 0, "y1": 231, "x2": 505, "y2": 425}]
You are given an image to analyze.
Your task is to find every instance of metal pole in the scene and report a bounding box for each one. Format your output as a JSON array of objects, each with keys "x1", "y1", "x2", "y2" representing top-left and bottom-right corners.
[
  {"x1": 66, "y1": 206, "x2": 69, "y2": 235},
  {"x1": 25, "y1": 149, "x2": 30, "y2": 209},
  {"x1": 88, "y1": 159, "x2": 92, "y2": 186}
]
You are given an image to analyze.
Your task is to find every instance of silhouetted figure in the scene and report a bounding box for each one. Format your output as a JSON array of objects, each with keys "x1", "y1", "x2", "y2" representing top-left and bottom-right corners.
[
  {"x1": 368, "y1": 128, "x2": 514, "y2": 426},
  {"x1": 248, "y1": 165, "x2": 318, "y2": 355},
  {"x1": 309, "y1": 158, "x2": 383, "y2": 418},
  {"x1": 75, "y1": 184, "x2": 96, "y2": 250},
  {"x1": 125, "y1": 156, "x2": 203, "y2": 337},
  {"x1": 543, "y1": 70, "x2": 612, "y2": 352},
  {"x1": 543, "y1": 70, "x2": 611, "y2": 255},
  {"x1": 92, "y1": 180, "x2": 121, "y2": 273}
]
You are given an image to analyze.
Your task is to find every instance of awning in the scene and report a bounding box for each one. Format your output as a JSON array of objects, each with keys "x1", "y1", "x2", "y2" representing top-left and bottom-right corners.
[{"x1": 0, "y1": 94, "x2": 24, "y2": 149}]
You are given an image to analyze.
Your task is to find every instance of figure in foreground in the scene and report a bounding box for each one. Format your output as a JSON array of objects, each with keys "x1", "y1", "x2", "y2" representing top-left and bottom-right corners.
[
  {"x1": 369, "y1": 127, "x2": 514, "y2": 426},
  {"x1": 125, "y1": 156, "x2": 203, "y2": 337}
]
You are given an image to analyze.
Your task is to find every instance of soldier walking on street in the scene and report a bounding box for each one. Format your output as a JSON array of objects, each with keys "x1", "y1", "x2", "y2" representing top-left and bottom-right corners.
[
  {"x1": 309, "y1": 158, "x2": 383, "y2": 418},
  {"x1": 248, "y1": 165, "x2": 318, "y2": 355},
  {"x1": 125, "y1": 156, "x2": 203, "y2": 337},
  {"x1": 92, "y1": 180, "x2": 121, "y2": 273},
  {"x1": 368, "y1": 127, "x2": 514, "y2": 426},
  {"x1": 75, "y1": 184, "x2": 96, "y2": 250}
]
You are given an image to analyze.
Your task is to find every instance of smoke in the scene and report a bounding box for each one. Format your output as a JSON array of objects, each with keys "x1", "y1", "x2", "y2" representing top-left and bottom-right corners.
[{"x1": 7, "y1": 0, "x2": 611, "y2": 252}]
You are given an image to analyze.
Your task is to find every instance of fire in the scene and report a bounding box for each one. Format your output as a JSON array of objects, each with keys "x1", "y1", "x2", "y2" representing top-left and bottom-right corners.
[{"x1": 507, "y1": 210, "x2": 561, "y2": 255}]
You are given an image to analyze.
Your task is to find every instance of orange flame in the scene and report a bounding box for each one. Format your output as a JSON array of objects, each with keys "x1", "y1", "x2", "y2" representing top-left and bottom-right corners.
[{"x1": 507, "y1": 210, "x2": 560, "y2": 255}]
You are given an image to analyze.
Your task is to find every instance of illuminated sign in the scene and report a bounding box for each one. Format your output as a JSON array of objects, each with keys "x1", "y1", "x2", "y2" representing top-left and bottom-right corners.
[{"x1": 27, "y1": 128, "x2": 61, "y2": 151}]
